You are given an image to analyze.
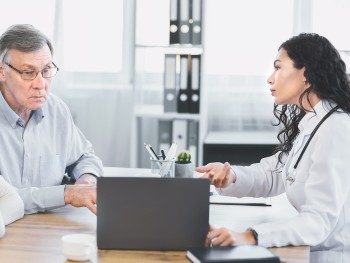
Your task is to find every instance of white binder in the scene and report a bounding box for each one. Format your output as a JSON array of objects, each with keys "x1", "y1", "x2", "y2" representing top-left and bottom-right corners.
[
  {"x1": 179, "y1": 0, "x2": 191, "y2": 44},
  {"x1": 187, "y1": 120, "x2": 199, "y2": 166},
  {"x1": 191, "y1": 0, "x2": 202, "y2": 45},
  {"x1": 172, "y1": 119, "x2": 188, "y2": 152},
  {"x1": 158, "y1": 120, "x2": 172, "y2": 154},
  {"x1": 164, "y1": 54, "x2": 177, "y2": 112}
]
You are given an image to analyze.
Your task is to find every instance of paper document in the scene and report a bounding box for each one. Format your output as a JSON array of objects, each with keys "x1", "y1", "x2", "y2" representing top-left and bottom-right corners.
[{"x1": 210, "y1": 195, "x2": 271, "y2": 206}]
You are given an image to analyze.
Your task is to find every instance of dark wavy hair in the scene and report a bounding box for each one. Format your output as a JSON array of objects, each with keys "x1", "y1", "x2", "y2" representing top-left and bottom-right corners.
[{"x1": 273, "y1": 33, "x2": 350, "y2": 164}]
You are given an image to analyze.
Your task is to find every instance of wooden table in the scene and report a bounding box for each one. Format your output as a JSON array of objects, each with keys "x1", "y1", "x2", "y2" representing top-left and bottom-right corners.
[
  {"x1": 0, "y1": 167, "x2": 310, "y2": 262},
  {"x1": 0, "y1": 205, "x2": 309, "y2": 263}
]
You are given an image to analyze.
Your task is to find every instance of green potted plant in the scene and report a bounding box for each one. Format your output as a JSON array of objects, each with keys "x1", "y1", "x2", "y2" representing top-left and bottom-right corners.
[{"x1": 175, "y1": 151, "x2": 194, "y2": 178}]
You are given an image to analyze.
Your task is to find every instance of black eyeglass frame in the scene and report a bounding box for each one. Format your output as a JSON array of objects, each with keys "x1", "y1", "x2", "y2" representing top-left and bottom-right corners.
[{"x1": 4, "y1": 62, "x2": 59, "y2": 80}]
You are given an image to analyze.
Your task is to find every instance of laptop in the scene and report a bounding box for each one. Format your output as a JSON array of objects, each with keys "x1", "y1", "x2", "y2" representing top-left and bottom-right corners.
[{"x1": 97, "y1": 177, "x2": 210, "y2": 250}]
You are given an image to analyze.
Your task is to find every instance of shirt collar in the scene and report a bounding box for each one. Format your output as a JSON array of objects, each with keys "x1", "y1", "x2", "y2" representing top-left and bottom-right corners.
[
  {"x1": 33, "y1": 107, "x2": 45, "y2": 123},
  {"x1": 298, "y1": 100, "x2": 337, "y2": 133},
  {"x1": 0, "y1": 91, "x2": 45, "y2": 128}
]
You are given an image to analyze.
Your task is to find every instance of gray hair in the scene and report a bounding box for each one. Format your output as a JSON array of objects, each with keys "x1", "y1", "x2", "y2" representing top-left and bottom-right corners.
[{"x1": 0, "y1": 24, "x2": 54, "y2": 63}]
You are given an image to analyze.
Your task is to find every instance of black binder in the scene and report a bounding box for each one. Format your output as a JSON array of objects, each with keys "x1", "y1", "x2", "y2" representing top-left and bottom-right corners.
[
  {"x1": 189, "y1": 55, "x2": 201, "y2": 113},
  {"x1": 169, "y1": 0, "x2": 180, "y2": 44},
  {"x1": 187, "y1": 245, "x2": 280, "y2": 263},
  {"x1": 177, "y1": 55, "x2": 190, "y2": 113}
]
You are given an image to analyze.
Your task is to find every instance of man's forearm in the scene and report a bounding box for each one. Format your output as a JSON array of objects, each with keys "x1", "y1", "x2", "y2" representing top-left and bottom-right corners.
[{"x1": 16, "y1": 185, "x2": 66, "y2": 214}]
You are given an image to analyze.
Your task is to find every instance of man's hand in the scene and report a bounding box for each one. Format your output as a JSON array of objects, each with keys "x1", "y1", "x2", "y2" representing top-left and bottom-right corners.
[
  {"x1": 75, "y1": 173, "x2": 97, "y2": 185},
  {"x1": 195, "y1": 162, "x2": 236, "y2": 188},
  {"x1": 205, "y1": 225, "x2": 256, "y2": 246},
  {"x1": 64, "y1": 184, "x2": 97, "y2": 214}
]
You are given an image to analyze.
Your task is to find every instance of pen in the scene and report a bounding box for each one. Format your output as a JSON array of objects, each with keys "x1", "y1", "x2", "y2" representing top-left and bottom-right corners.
[
  {"x1": 148, "y1": 144, "x2": 159, "y2": 160},
  {"x1": 144, "y1": 143, "x2": 159, "y2": 160},
  {"x1": 161, "y1": 150, "x2": 166, "y2": 160}
]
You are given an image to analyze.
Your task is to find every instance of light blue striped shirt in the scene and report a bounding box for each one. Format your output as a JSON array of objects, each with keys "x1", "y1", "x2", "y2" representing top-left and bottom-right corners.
[{"x1": 0, "y1": 92, "x2": 103, "y2": 214}]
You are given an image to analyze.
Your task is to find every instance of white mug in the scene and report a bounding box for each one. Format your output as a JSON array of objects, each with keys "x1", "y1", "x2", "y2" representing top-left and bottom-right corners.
[{"x1": 62, "y1": 234, "x2": 96, "y2": 261}]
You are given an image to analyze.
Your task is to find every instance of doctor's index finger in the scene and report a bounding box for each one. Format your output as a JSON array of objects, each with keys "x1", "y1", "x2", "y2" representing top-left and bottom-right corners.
[{"x1": 195, "y1": 164, "x2": 213, "y2": 173}]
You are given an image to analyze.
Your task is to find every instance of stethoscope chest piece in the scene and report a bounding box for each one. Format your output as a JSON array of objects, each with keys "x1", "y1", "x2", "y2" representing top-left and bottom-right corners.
[{"x1": 285, "y1": 169, "x2": 296, "y2": 185}]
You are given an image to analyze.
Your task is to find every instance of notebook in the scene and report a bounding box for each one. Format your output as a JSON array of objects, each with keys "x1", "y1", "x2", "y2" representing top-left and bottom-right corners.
[
  {"x1": 187, "y1": 245, "x2": 280, "y2": 263},
  {"x1": 97, "y1": 177, "x2": 210, "y2": 250},
  {"x1": 210, "y1": 195, "x2": 271, "y2": 206}
]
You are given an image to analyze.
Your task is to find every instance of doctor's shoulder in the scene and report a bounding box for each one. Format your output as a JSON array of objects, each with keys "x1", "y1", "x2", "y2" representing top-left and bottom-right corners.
[{"x1": 314, "y1": 110, "x2": 350, "y2": 142}]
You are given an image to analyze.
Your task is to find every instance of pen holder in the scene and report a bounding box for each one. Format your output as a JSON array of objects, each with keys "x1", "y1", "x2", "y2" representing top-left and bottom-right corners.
[{"x1": 150, "y1": 158, "x2": 175, "y2": 178}]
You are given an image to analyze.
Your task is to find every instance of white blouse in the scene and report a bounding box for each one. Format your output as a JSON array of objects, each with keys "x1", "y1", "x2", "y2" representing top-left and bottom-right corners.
[
  {"x1": 220, "y1": 100, "x2": 350, "y2": 263},
  {"x1": 0, "y1": 177, "x2": 24, "y2": 237}
]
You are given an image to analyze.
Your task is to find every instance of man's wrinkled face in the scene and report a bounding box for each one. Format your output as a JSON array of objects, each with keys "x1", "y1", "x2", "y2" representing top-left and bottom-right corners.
[{"x1": 0, "y1": 45, "x2": 53, "y2": 111}]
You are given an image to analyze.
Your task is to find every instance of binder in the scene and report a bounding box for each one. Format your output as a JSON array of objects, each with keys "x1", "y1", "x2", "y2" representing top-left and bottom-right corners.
[
  {"x1": 177, "y1": 55, "x2": 190, "y2": 113},
  {"x1": 158, "y1": 120, "x2": 172, "y2": 154},
  {"x1": 189, "y1": 55, "x2": 201, "y2": 113},
  {"x1": 169, "y1": 0, "x2": 180, "y2": 44},
  {"x1": 172, "y1": 119, "x2": 188, "y2": 152},
  {"x1": 164, "y1": 54, "x2": 177, "y2": 112},
  {"x1": 179, "y1": 0, "x2": 191, "y2": 44},
  {"x1": 187, "y1": 120, "x2": 199, "y2": 165},
  {"x1": 191, "y1": 0, "x2": 202, "y2": 45}
]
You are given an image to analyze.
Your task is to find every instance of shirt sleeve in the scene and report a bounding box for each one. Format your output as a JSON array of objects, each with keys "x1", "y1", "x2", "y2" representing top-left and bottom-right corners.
[
  {"x1": 64, "y1": 105, "x2": 103, "y2": 180},
  {"x1": 16, "y1": 185, "x2": 65, "y2": 214},
  {"x1": 0, "y1": 213, "x2": 4, "y2": 238},
  {"x1": 217, "y1": 153, "x2": 286, "y2": 198},
  {"x1": 0, "y1": 177, "x2": 24, "y2": 223},
  {"x1": 252, "y1": 120, "x2": 350, "y2": 247}
]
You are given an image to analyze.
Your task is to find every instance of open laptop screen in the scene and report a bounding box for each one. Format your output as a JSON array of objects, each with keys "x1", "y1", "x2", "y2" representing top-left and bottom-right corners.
[{"x1": 97, "y1": 177, "x2": 210, "y2": 250}]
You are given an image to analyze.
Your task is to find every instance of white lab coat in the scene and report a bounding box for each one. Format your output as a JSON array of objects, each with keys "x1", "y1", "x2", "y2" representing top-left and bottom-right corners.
[
  {"x1": 219, "y1": 100, "x2": 350, "y2": 263},
  {"x1": 0, "y1": 177, "x2": 24, "y2": 237}
]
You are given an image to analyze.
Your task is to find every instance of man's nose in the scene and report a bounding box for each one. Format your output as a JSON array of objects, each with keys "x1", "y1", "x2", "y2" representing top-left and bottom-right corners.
[{"x1": 32, "y1": 72, "x2": 46, "y2": 89}]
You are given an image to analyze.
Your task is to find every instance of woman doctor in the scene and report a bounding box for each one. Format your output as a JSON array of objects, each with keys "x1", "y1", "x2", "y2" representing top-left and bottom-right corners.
[{"x1": 197, "y1": 33, "x2": 350, "y2": 263}]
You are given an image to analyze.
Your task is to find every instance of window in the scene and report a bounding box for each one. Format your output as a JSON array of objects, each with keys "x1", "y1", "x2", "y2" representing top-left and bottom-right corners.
[
  {"x1": 204, "y1": 0, "x2": 294, "y2": 76},
  {"x1": 0, "y1": 1, "x2": 55, "y2": 41},
  {"x1": 62, "y1": 0, "x2": 124, "y2": 73},
  {"x1": 135, "y1": 0, "x2": 169, "y2": 47},
  {"x1": 312, "y1": 0, "x2": 350, "y2": 50},
  {"x1": 203, "y1": 0, "x2": 294, "y2": 132}
]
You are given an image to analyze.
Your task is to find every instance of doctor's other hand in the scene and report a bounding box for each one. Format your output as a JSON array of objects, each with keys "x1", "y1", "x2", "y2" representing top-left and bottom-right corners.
[
  {"x1": 64, "y1": 184, "x2": 97, "y2": 214},
  {"x1": 206, "y1": 226, "x2": 256, "y2": 246},
  {"x1": 195, "y1": 162, "x2": 236, "y2": 188}
]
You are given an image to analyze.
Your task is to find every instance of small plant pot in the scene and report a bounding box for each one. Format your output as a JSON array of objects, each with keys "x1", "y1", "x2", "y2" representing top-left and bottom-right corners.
[{"x1": 175, "y1": 162, "x2": 194, "y2": 178}]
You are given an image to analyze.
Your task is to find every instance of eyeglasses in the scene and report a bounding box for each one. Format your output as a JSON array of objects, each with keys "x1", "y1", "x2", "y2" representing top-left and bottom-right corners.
[{"x1": 4, "y1": 62, "x2": 59, "y2": 80}]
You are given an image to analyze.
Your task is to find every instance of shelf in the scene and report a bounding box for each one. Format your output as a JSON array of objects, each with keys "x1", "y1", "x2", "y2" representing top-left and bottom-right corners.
[
  {"x1": 135, "y1": 45, "x2": 203, "y2": 55},
  {"x1": 134, "y1": 104, "x2": 200, "y2": 120},
  {"x1": 204, "y1": 131, "x2": 279, "y2": 145}
]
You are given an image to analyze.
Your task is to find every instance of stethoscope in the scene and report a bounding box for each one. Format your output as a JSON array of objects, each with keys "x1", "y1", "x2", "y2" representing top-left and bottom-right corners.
[{"x1": 285, "y1": 105, "x2": 340, "y2": 185}]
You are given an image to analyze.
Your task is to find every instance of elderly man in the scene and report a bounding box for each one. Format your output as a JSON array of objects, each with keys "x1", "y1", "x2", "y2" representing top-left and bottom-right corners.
[{"x1": 0, "y1": 24, "x2": 103, "y2": 214}]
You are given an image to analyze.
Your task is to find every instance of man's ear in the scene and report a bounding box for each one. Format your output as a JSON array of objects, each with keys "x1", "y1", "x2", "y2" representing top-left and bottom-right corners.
[{"x1": 0, "y1": 63, "x2": 5, "y2": 82}]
